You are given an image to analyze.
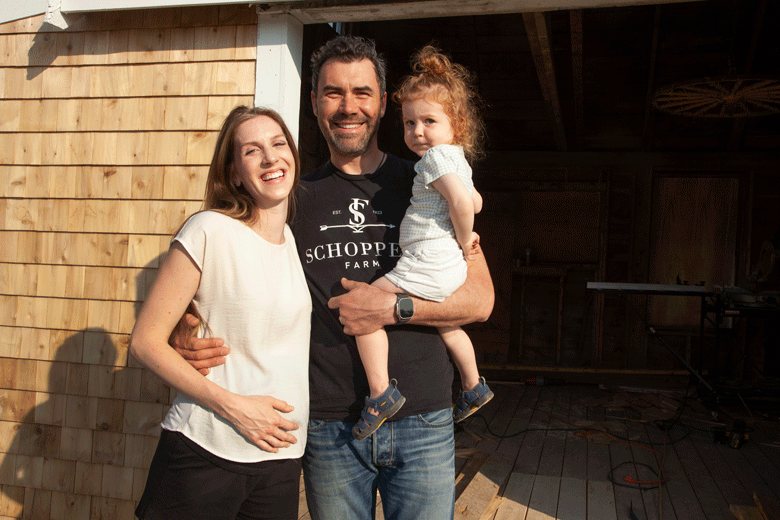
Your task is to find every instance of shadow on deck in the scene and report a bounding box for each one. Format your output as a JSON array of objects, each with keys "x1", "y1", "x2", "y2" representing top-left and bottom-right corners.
[{"x1": 298, "y1": 381, "x2": 780, "y2": 520}]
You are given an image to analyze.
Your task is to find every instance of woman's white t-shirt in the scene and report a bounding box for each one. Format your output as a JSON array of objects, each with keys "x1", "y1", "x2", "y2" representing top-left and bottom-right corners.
[{"x1": 161, "y1": 211, "x2": 311, "y2": 463}]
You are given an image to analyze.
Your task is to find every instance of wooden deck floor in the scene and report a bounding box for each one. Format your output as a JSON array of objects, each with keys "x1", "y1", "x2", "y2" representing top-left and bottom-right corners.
[{"x1": 299, "y1": 382, "x2": 780, "y2": 520}]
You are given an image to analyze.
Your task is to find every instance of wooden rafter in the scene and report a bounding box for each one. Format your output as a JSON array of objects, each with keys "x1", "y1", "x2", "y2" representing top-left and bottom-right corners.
[
  {"x1": 727, "y1": 0, "x2": 768, "y2": 151},
  {"x1": 54, "y1": 0, "x2": 707, "y2": 24},
  {"x1": 523, "y1": 11, "x2": 567, "y2": 152},
  {"x1": 642, "y1": 5, "x2": 661, "y2": 151},
  {"x1": 570, "y1": 9, "x2": 583, "y2": 151},
  {"x1": 62, "y1": 0, "x2": 708, "y2": 17}
]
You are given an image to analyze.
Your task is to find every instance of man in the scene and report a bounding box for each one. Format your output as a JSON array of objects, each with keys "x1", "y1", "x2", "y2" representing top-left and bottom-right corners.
[{"x1": 178, "y1": 36, "x2": 494, "y2": 519}]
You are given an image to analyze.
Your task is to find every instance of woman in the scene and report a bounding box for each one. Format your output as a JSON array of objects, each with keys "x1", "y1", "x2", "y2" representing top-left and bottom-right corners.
[{"x1": 130, "y1": 106, "x2": 311, "y2": 520}]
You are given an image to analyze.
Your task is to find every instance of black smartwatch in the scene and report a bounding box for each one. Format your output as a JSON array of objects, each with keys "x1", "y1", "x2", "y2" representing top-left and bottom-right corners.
[{"x1": 395, "y1": 294, "x2": 414, "y2": 324}]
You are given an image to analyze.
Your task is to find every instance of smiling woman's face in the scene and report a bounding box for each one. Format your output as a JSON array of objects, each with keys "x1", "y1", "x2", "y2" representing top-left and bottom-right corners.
[{"x1": 232, "y1": 115, "x2": 296, "y2": 211}]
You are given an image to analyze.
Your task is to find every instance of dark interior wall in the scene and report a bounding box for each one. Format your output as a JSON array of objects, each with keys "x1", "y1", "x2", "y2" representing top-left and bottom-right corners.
[
  {"x1": 470, "y1": 161, "x2": 779, "y2": 375},
  {"x1": 297, "y1": 6, "x2": 779, "y2": 376},
  {"x1": 742, "y1": 170, "x2": 780, "y2": 379}
]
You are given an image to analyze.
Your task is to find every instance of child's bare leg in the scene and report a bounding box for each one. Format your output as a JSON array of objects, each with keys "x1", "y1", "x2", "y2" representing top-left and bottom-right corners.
[
  {"x1": 356, "y1": 276, "x2": 404, "y2": 400},
  {"x1": 438, "y1": 325, "x2": 481, "y2": 391},
  {"x1": 355, "y1": 330, "x2": 390, "y2": 400}
]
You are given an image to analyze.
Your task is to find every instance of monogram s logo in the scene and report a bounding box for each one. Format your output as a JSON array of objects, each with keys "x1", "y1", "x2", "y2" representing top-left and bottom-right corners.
[
  {"x1": 349, "y1": 198, "x2": 367, "y2": 227},
  {"x1": 320, "y1": 198, "x2": 395, "y2": 233}
]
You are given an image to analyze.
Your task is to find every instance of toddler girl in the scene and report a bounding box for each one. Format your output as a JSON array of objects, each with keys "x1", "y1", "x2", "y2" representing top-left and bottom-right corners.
[{"x1": 352, "y1": 45, "x2": 493, "y2": 440}]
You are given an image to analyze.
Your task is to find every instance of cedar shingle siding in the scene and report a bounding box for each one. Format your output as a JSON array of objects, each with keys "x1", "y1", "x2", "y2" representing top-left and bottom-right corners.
[{"x1": 0, "y1": 7, "x2": 255, "y2": 517}]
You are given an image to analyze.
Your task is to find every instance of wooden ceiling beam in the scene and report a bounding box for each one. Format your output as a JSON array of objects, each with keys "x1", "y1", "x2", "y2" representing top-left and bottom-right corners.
[
  {"x1": 570, "y1": 9, "x2": 583, "y2": 151},
  {"x1": 641, "y1": 5, "x2": 661, "y2": 151},
  {"x1": 475, "y1": 150, "x2": 780, "y2": 170},
  {"x1": 524, "y1": 11, "x2": 567, "y2": 152},
  {"x1": 259, "y1": 0, "x2": 703, "y2": 24},
  {"x1": 727, "y1": 0, "x2": 768, "y2": 152}
]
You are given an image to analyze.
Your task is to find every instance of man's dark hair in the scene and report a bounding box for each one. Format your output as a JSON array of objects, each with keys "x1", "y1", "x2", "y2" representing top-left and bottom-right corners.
[{"x1": 310, "y1": 35, "x2": 387, "y2": 95}]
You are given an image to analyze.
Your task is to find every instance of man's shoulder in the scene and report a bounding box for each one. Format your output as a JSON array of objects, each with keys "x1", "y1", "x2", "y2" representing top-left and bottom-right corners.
[
  {"x1": 301, "y1": 161, "x2": 332, "y2": 184},
  {"x1": 375, "y1": 154, "x2": 416, "y2": 187},
  {"x1": 300, "y1": 154, "x2": 416, "y2": 183},
  {"x1": 384, "y1": 153, "x2": 416, "y2": 172}
]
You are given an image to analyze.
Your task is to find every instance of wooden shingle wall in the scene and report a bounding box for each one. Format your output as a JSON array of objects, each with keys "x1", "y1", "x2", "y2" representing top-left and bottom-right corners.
[{"x1": 0, "y1": 6, "x2": 256, "y2": 518}]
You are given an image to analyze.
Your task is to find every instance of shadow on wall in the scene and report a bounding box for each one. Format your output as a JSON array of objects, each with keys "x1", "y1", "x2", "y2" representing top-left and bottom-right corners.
[
  {"x1": 25, "y1": 5, "x2": 257, "y2": 81},
  {"x1": 27, "y1": 21, "x2": 81, "y2": 79},
  {"x1": 0, "y1": 253, "x2": 170, "y2": 517}
]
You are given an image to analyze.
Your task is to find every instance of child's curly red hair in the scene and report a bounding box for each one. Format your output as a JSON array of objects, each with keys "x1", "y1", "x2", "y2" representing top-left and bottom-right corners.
[{"x1": 393, "y1": 45, "x2": 486, "y2": 162}]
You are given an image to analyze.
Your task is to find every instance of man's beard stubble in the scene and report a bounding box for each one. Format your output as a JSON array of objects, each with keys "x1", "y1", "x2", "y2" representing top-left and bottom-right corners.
[{"x1": 319, "y1": 116, "x2": 380, "y2": 158}]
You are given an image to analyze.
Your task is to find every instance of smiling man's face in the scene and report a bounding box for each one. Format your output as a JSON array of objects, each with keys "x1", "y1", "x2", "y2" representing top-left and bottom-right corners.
[{"x1": 311, "y1": 58, "x2": 387, "y2": 160}]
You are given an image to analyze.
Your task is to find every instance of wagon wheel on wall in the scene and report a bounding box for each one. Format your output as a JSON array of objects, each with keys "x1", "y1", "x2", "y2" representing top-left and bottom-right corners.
[{"x1": 652, "y1": 77, "x2": 780, "y2": 117}]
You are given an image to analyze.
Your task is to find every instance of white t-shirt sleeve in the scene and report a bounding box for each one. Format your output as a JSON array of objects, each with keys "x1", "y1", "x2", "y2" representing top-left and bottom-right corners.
[{"x1": 172, "y1": 212, "x2": 212, "y2": 272}]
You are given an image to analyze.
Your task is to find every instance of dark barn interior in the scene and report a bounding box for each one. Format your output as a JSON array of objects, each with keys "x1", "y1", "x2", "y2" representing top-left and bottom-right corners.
[
  {"x1": 291, "y1": 4, "x2": 780, "y2": 518},
  {"x1": 297, "y1": 0, "x2": 780, "y2": 391}
]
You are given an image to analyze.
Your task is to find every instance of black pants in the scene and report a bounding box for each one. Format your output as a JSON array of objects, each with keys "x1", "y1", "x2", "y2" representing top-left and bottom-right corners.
[{"x1": 135, "y1": 430, "x2": 301, "y2": 520}]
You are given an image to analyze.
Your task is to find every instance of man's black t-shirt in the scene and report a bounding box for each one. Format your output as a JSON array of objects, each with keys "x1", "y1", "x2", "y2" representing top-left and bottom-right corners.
[{"x1": 292, "y1": 154, "x2": 454, "y2": 422}]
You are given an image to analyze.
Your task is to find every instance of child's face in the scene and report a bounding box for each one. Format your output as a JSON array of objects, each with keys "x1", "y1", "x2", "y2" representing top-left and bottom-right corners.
[{"x1": 402, "y1": 96, "x2": 455, "y2": 157}]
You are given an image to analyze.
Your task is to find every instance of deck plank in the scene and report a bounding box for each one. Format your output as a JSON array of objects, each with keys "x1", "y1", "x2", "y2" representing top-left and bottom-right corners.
[
  {"x1": 454, "y1": 383, "x2": 522, "y2": 519},
  {"x1": 587, "y1": 480, "x2": 617, "y2": 520},
  {"x1": 626, "y1": 421, "x2": 677, "y2": 520},
  {"x1": 480, "y1": 384, "x2": 525, "y2": 457},
  {"x1": 739, "y1": 418, "x2": 780, "y2": 472},
  {"x1": 737, "y1": 435, "x2": 780, "y2": 498},
  {"x1": 627, "y1": 421, "x2": 678, "y2": 520},
  {"x1": 715, "y1": 438, "x2": 777, "y2": 501},
  {"x1": 491, "y1": 392, "x2": 528, "y2": 465},
  {"x1": 490, "y1": 385, "x2": 542, "y2": 520},
  {"x1": 454, "y1": 455, "x2": 513, "y2": 520},
  {"x1": 499, "y1": 384, "x2": 540, "y2": 467},
  {"x1": 513, "y1": 386, "x2": 549, "y2": 475},
  {"x1": 455, "y1": 384, "x2": 509, "y2": 476},
  {"x1": 556, "y1": 476, "x2": 586, "y2": 520},
  {"x1": 494, "y1": 472, "x2": 534, "y2": 520},
  {"x1": 607, "y1": 424, "x2": 645, "y2": 520},
  {"x1": 537, "y1": 386, "x2": 568, "y2": 478},
  {"x1": 754, "y1": 493, "x2": 780, "y2": 520},
  {"x1": 730, "y1": 504, "x2": 767, "y2": 520},
  {"x1": 693, "y1": 430, "x2": 755, "y2": 506},
  {"x1": 645, "y1": 422, "x2": 708, "y2": 520},
  {"x1": 585, "y1": 389, "x2": 613, "y2": 484},
  {"x1": 456, "y1": 452, "x2": 491, "y2": 500},
  {"x1": 526, "y1": 474, "x2": 560, "y2": 520},
  {"x1": 674, "y1": 433, "x2": 732, "y2": 520},
  {"x1": 561, "y1": 388, "x2": 588, "y2": 481}
]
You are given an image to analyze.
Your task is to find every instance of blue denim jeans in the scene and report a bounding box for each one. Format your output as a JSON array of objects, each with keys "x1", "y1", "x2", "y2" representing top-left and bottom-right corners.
[{"x1": 303, "y1": 408, "x2": 455, "y2": 520}]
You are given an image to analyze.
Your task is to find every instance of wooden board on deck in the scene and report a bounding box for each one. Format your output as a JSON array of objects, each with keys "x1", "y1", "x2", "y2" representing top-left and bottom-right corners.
[
  {"x1": 526, "y1": 474, "x2": 560, "y2": 520},
  {"x1": 587, "y1": 480, "x2": 617, "y2": 520},
  {"x1": 556, "y1": 476, "x2": 586, "y2": 520},
  {"x1": 454, "y1": 455, "x2": 513, "y2": 520},
  {"x1": 731, "y1": 505, "x2": 769, "y2": 520},
  {"x1": 494, "y1": 472, "x2": 535, "y2": 520},
  {"x1": 755, "y1": 493, "x2": 780, "y2": 520}
]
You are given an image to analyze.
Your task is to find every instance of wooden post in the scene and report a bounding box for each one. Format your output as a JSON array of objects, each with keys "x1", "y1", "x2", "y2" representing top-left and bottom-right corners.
[{"x1": 255, "y1": 12, "x2": 303, "y2": 144}]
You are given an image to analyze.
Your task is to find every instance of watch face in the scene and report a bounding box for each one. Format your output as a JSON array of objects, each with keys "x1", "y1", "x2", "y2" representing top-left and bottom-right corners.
[{"x1": 398, "y1": 296, "x2": 414, "y2": 319}]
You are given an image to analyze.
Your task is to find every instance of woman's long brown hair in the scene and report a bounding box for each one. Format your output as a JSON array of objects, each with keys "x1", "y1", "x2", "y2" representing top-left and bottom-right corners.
[{"x1": 171, "y1": 106, "x2": 301, "y2": 344}]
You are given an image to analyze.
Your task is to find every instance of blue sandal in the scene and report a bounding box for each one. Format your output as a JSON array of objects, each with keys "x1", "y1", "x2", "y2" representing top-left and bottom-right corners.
[
  {"x1": 453, "y1": 377, "x2": 494, "y2": 423},
  {"x1": 352, "y1": 379, "x2": 406, "y2": 440}
]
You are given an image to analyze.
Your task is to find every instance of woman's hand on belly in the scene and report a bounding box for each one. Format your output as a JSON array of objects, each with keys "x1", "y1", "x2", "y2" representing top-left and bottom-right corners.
[{"x1": 218, "y1": 394, "x2": 299, "y2": 452}]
